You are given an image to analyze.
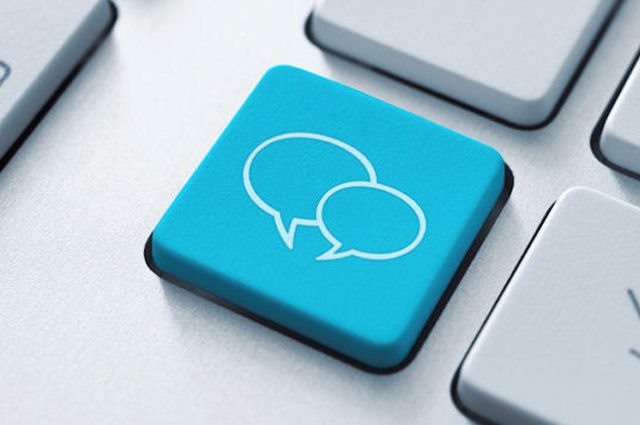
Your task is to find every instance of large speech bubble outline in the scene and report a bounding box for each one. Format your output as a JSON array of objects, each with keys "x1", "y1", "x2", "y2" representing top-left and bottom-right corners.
[
  {"x1": 315, "y1": 181, "x2": 427, "y2": 261},
  {"x1": 243, "y1": 132, "x2": 378, "y2": 249}
]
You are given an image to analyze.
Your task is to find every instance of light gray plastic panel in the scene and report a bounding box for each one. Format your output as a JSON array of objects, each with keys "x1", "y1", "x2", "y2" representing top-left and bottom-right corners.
[
  {"x1": 457, "y1": 187, "x2": 640, "y2": 425},
  {"x1": 0, "y1": 0, "x2": 112, "y2": 157},
  {"x1": 311, "y1": 0, "x2": 617, "y2": 126}
]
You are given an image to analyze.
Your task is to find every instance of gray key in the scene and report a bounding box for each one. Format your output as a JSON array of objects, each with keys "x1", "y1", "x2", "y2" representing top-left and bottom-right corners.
[
  {"x1": 455, "y1": 187, "x2": 640, "y2": 425},
  {"x1": 0, "y1": 0, "x2": 114, "y2": 159},
  {"x1": 310, "y1": 0, "x2": 617, "y2": 127},
  {"x1": 598, "y1": 52, "x2": 640, "y2": 176}
]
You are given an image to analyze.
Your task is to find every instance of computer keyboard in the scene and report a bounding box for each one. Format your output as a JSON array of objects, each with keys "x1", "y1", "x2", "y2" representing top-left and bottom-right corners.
[{"x1": 2, "y1": 1, "x2": 640, "y2": 424}]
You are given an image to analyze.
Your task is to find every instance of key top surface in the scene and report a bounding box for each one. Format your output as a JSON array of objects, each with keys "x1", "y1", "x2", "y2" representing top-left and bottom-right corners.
[
  {"x1": 0, "y1": 0, "x2": 114, "y2": 159},
  {"x1": 148, "y1": 65, "x2": 507, "y2": 371},
  {"x1": 597, "y1": 51, "x2": 640, "y2": 177},
  {"x1": 455, "y1": 187, "x2": 640, "y2": 425},
  {"x1": 310, "y1": 0, "x2": 617, "y2": 127}
]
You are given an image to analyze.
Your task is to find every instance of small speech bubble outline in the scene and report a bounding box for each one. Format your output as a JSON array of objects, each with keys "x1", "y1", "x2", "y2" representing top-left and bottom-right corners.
[
  {"x1": 243, "y1": 132, "x2": 377, "y2": 249},
  {"x1": 315, "y1": 181, "x2": 426, "y2": 261}
]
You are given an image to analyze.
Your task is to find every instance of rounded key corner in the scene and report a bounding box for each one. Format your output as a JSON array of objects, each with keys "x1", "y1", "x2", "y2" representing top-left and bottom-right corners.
[
  {"x1": 451, "y1": 378, "x2": 504, "y2": 425},
  {"x1": 349, "y1": 341, "x2": 417, "y2": 374},
  {"x1": 555, "y1": 187, "x2": 626, "y2": 210},
  {"x1": 143, "y1": 233, "x2": 165, "y2": 279},
  {"x1": 590, "y1": 104, "x2": 640, "y2": 181},
  {"x1": 590, "y1": 117, "x2": 621, "y2": 176},
  {"x1": 331, "y1": 333, "x2": 420, "y2": 374},
  {"x1": 367, "y1": 355, "x2": 415, "y2": 375},
  {"x1": 96, "y1": 1, "x2": 119, "y2": 37},
  {"x1": 258, "y1": 65, "x2": 321, "y2": 93},
  {"x1": 355, "y1": 320, "x2": 447, "y2": 373},
  {"x1": 303, "y1": 11, "x2": 341, "y2": 60},
  {"x1": 303, "y1": 10, "x2": 326, "y2": 51},
  {"x1": 106, "y1": 1, "x2": 120, "y2": 27},
  {"x1": 450, "y1": 365, "x2": 492, "y2": 425},
  {"x1": 493, "y1": 162, "x2": 514, "y2": 207},
  {"x1": 590, "y1": 46, "x2": 640, "y2": 181},
  {"x1": 507, "y1": 93, "x2": 557, "y2": 129},
  {"x1": 555, "y1": 186, "x2": 594, "y2": 204},
  {"x1": 143, "y1": 232, "x2": 185, "y2": 283},
  {"x1": 263, "y1": 64, "x2": 303, "y2": 80},
  {"x1": 144, "y1": 232, "x2": 185, "y2": 284},
  {"x1": 591, "y1": 124, "x2": 640, "y2": 182},
  {"x1": 356, "y1": 325, "x2": 420, "y2": 368},
  {"x1": 483, "y1": 146, "x2": 508, "y2": 174}
]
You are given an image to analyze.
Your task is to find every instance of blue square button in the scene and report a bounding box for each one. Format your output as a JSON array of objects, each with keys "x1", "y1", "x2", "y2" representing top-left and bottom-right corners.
[{"x1": 148, "y1": 65, "x2": 507, "y2": 371}]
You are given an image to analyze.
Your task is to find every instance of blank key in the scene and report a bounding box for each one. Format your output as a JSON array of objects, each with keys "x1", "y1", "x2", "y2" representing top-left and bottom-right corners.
[
  {"x1": 0, "y1": 0, "x2": 115, "y2": 159},
  {"x1": 310, "y1": 0, "x2": 618, "y2": 127},
  {"x1": 455, "y1": 187, "x2": 640, "y2": 425},
  {"x1": 596, "y1": 51, "x2": 640, "y2": 177}
]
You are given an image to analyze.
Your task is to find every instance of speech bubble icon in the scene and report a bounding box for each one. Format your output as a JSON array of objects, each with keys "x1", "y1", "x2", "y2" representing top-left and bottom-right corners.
[
  {"x1": 316, "y1": 181, "x2": 426, "y2": 261},
  {"x1": 243, "y1": 132, "x2": 377, "y2": 249}
]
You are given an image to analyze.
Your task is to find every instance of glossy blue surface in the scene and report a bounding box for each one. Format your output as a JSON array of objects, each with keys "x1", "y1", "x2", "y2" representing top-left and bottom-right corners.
[{"x1": 151, "y1": 65, "x2": 505, "y2": 369}]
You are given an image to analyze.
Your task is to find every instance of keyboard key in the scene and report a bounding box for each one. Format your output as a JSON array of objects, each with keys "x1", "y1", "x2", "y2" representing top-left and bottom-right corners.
[
  {"x1": 147, "y1": 65, "x2": 509, "y2": 371},
  {"x1": 0, "y1": 0, "x2": 115, "y2": 159},
  {"x1": 595, "y1": 51, "x2": 640, "y2": 177},
  {"x1": 310, "y1": 0, "x2": 618, "y2": 127},
  {"x1": 455, "y1": 187, "x2": 640, "y2": 425}
]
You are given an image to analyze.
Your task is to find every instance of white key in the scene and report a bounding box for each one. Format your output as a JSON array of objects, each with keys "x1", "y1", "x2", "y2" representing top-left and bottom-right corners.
[
  {"x1": 310, "y1": 0, "x2": 617, "y2": 127},
  {"x1": 455, "y1": 187, "x2": 640, "y2": 425},
  {"x1": 0, "y1": 0, "x2": 114, "y2": 158},
  {"x1": 598, "y1": 53, "x2": 640, "y2": 176}
]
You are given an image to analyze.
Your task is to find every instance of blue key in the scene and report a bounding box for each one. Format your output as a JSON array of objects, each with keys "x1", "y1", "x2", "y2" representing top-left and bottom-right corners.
[{"x1": 147, "y1": 66, "x2": 508, "y2": 371}]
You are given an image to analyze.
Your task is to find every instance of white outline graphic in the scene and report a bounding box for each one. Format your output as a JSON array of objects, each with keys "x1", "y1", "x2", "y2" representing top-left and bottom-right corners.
[
  {"x1": 315, "y1": 181, "x2": 426, "y2": 261},
  {"x1": 243, "y1": 132, "x2": 427, "y2": 261},
  {"x1": 243, "y1": 132, "x2": 377, "y2": 249}
]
